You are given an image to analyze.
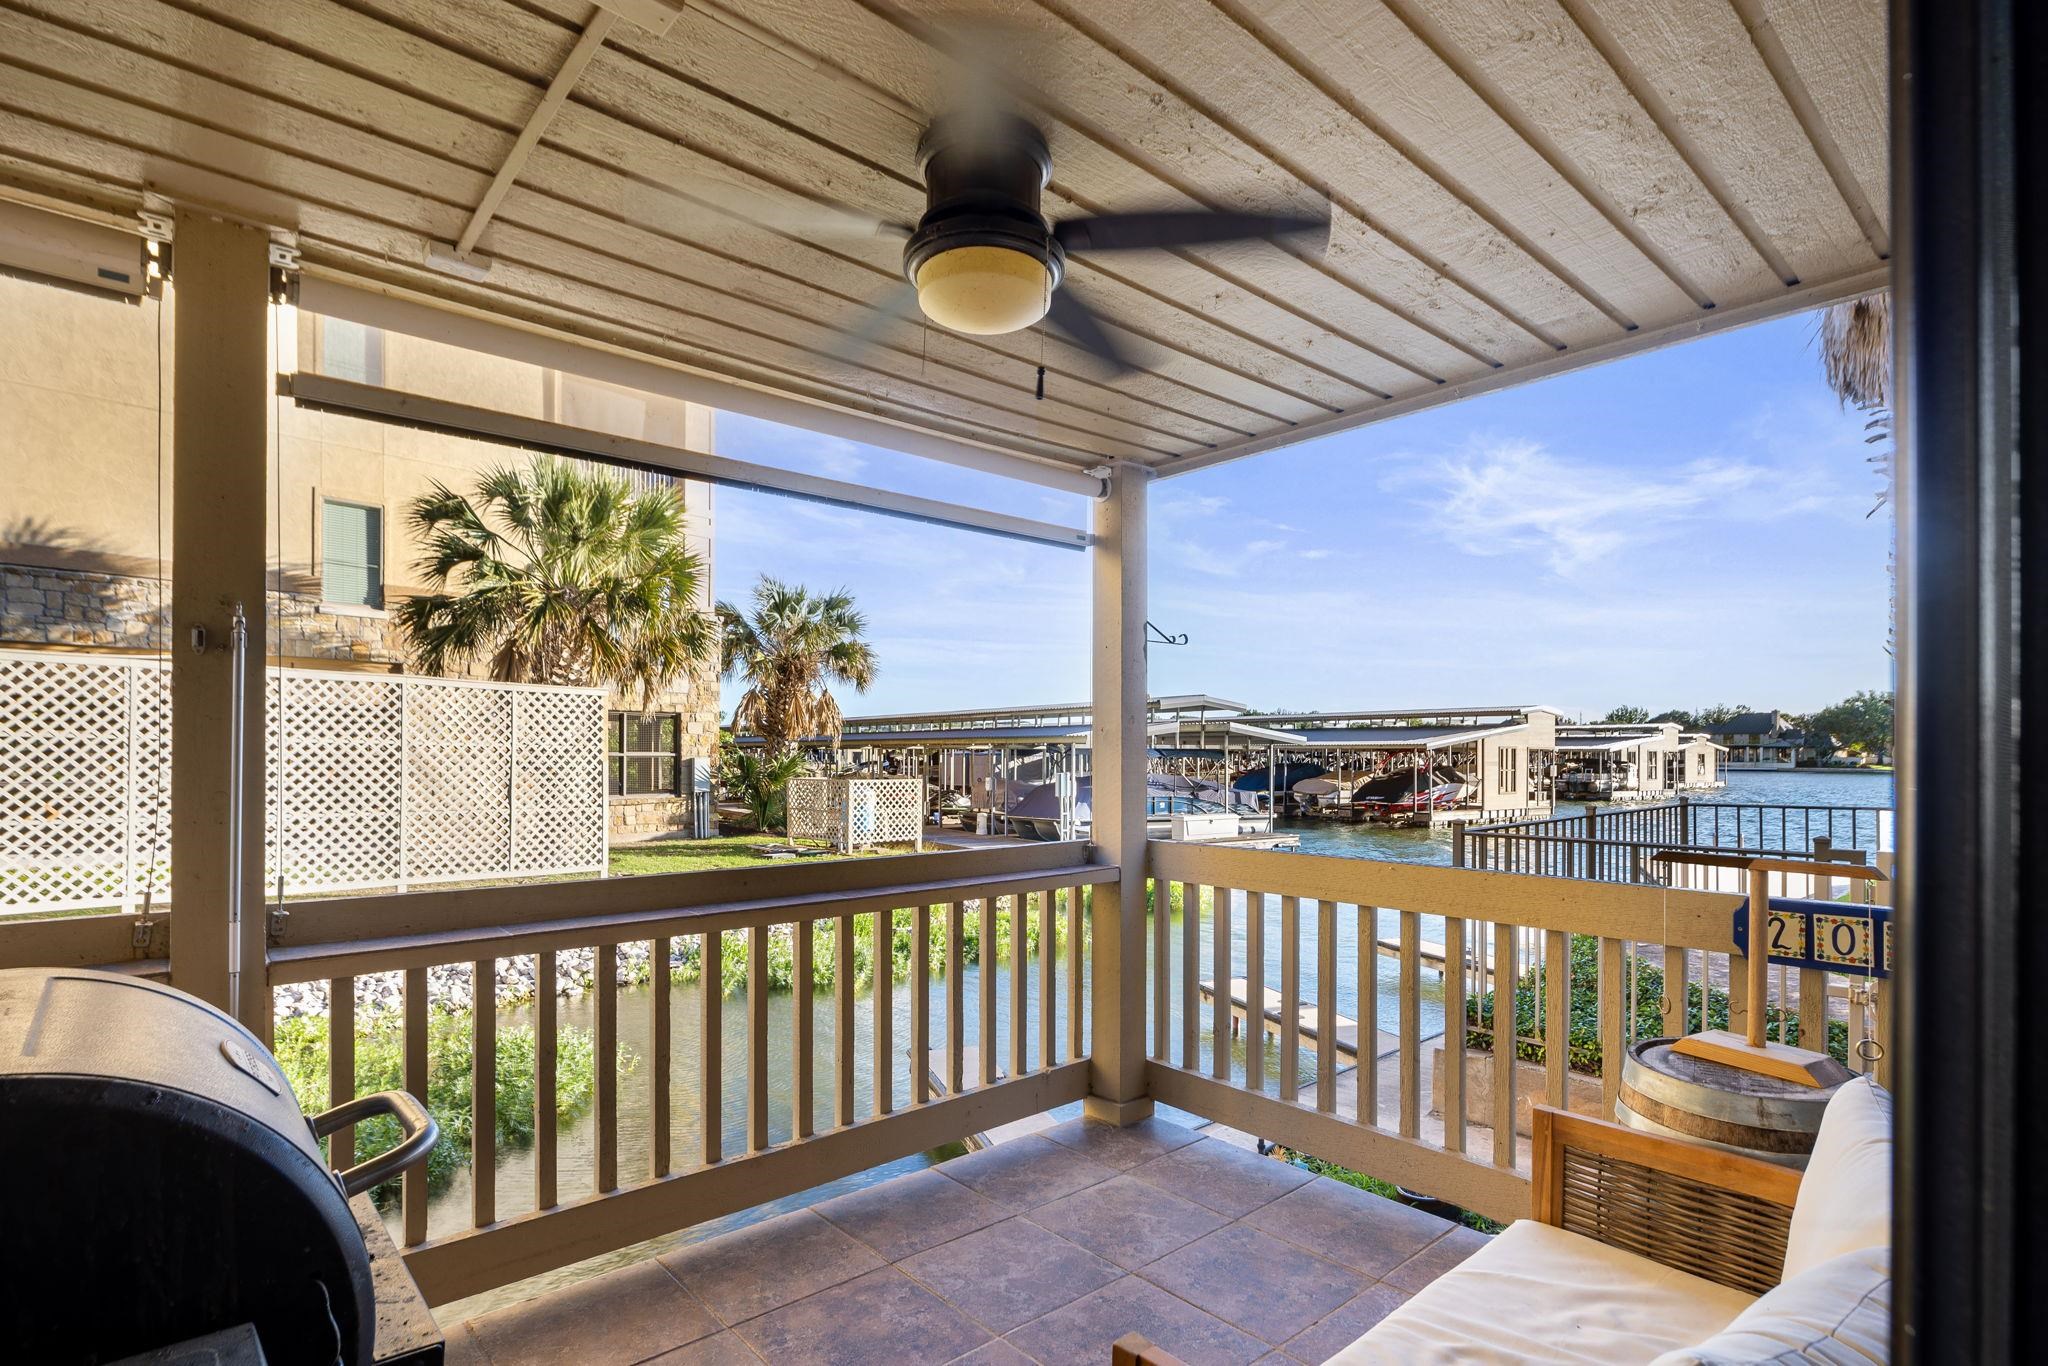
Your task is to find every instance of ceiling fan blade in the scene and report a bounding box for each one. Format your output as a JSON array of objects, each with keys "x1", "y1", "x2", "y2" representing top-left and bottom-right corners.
[
  {"x1": 1045, "y1": 290, "x2": 1132, "y2": 374},
  {"x1": 1055, "y1": 207, "x2": 1329, "y2": 253},
  {"x1": 822, "y1": 282, "x2": 923, "y2": 370}
]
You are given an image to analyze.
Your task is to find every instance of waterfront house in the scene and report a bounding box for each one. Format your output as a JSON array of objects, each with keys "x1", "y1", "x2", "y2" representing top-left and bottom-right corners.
[
  {"x1": 0, "y1": 2, "x2": 2026, "y2": 1361},
  {"x1": 1705, "y1": 710, "x2": 1829, "y2": 770}
]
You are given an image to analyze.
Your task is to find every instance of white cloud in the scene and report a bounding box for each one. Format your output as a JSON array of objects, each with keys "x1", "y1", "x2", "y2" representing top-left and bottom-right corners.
[{"x1": 1385, "y1": 439, "x2": 1764, "y2": 577}]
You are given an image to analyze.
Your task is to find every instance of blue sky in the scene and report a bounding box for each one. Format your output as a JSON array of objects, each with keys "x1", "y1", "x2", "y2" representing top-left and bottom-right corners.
[{"x1": 710, "y1": 313, "x2": 1892, "y2": 722}]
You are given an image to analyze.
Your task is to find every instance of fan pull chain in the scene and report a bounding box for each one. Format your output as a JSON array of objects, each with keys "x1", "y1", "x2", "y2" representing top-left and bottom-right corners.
[{"x1": 1035, "y1": 365, "x2": 1046, "y2": 400}]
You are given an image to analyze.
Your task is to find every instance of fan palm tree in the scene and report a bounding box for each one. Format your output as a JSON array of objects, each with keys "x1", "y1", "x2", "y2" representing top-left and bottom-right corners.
[
  {"x1": 396, "y1": 455, "x2": 713, "y2": 700},
  {"x1": 1817, "y1": 291, "x2": 1895, "y2": 650},
  {"x1": 719, "y1": 578, "x2": 876, "y2": 758}
]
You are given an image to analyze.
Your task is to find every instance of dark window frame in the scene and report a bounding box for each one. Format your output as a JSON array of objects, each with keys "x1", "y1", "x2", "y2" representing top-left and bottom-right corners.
[{"x1": 607, "y1": 710, "x2": 681, "y2": 797}]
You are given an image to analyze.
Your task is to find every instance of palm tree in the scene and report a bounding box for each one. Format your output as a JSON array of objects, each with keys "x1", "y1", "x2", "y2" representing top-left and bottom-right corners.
[
  {"x1": 719, "y1": 578, "x2": 876, "y2": 758},
  {"x1": 396, "y1": 455, "x2": 713, "y2": 700},
  {"x1": 1817, "y1": 292, "x2": 1895, "y2": 649}
]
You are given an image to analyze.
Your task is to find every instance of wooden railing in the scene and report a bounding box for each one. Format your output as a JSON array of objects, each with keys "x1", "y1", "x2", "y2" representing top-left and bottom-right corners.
[
  {"x1": 1142, "y1": 841, "x2": 1892, "y2": 1224},
  {"x1": 265, "y1": 842, "x2": 1109, "y2": 1305}
]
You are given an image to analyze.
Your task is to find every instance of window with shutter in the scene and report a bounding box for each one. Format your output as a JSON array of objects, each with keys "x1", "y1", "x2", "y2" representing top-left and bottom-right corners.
[{"x1": 322, "y1": 499, "x2": 383, "y2": 608}]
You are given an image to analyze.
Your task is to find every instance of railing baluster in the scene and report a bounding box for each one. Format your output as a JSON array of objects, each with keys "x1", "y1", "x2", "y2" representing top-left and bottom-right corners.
[
  {"x1": 1398, "y1": 910, "x2": 1419, "y2": 1138},
  {"x1": 947, "y1": 902, "x2": 966, "y2": 1095},
  {"x1": 1492, "y1": 923, "x2": 1517, "y2": 1170},
  {"x1": 597, "y1": 943, "x2": 618, "y2": 1191},
  {"x1": 835, "y1": 917, "x2": 855, "y2": 1124},
  {"x1": 1009, "y1": 895, "x2": 1028, "y2": 1079},
  {"x1": 1153, "y1": 882, "x2": 1171, "y2": 1061},
  {"x1": 1245, "y1": 892, "x2": 1265, "y2": 1093},
  {"x1": 1067, "y1": 886, "x2": 1085, "y2": 1061},
  {"x1": 1441, "y1": 919, "x2": 1465, "y2": 1151},
  {"x1": 1797, "y1": 967, "x2": 1826, "y2": 1054},
  {"x1": 749, "y1": 925, "x2": 769, "y2": 1151},
  {"x1": 1316, "y1": 899, "x2": 1337, "y2": 1113},
  {"x1": 1039, "y1": 889, "x2": 1056, "y2": 1067},
  {"x1": 1599, "y1": 937, "x2": 1625, "y2": 1119},
  {"x1": 1547, "y1": 931, "x2": 1571, "y2": 1110},
  {"x1": 1182, "y1": 884, "x2": 1202, "y2": 1070},
  {"x1": 326, "y1": 977, "x2": 355, "y2": 1175},
  {"x1": 876, "y1": 909, "x2": 895, "y2": 1115},
  {"x1": 472, "y1": 958, "x2": 496, "y2": 1227},
  {"x1": 403, "y1": 966, "x2": 428, "y2": 1246},
  {"x1": 699, "y1": 934, "x2": 720, "y2": 1166},
  {"x1": 1212, "y1": 885, "x2": 1232, "y2": 1082},
  {"x1": 794, "y1": 920, "x2": 815, "y2": 1140},
  {"x1": 914, "y1": 905, "x2": 933, "y2": 1101},
  {"x1": 651, "y1": 937, "x2": 671, "y2": 1178},
  {"x1": 1280, "y1": 895, "x2": 1301, "y2": 1104},
  {"x1": 535, "y1": 949, "x2": 557, "y2": 1210},
  {"x1": 980, "y1": 895, "x2": 998, "y2": 1087},
  {"x1": 1356, "y1": 905, "x2": 1377, "y2": 1127}
]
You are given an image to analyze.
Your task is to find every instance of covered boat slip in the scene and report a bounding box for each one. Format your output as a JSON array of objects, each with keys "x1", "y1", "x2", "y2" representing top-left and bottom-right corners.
[{"x1": 7, "y1": 0, "x2": 2027, "y2": 1359}]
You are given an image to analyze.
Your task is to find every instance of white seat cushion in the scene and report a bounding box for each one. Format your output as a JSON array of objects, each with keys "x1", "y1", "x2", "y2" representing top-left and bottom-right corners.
[
  {"x1": 1331, "y1": 1219, "x2": 1755, "y2": 1365},
  {"x1": 1649, "y1": 1246, "x2": 1889, "y2": 1364},
  {"x1": 1784, "y1": 1077, "x2": 1893, "y2": 1279}
]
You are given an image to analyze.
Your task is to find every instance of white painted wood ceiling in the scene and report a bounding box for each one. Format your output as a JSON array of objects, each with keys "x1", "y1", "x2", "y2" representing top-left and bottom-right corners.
[{"x1": 0, "y1": 0, "x2": 1889, "y2": 481}]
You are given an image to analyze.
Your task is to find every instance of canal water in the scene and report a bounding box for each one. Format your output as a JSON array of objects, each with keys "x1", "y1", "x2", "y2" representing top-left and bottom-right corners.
[{"x1": 421, "y1": 768, "x2": 1894, "y2": 1317}]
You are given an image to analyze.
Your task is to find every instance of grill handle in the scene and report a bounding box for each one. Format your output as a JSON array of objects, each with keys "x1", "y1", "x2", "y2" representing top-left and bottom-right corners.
[{"x1": 310, "y1": 1091, "x2": 441, "y2": 1197}]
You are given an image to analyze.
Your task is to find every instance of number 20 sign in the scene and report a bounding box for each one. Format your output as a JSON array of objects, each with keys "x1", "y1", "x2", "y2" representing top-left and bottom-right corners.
[{"x1": 1733, "y1": 898, "x2": 1891, "y2": 979}]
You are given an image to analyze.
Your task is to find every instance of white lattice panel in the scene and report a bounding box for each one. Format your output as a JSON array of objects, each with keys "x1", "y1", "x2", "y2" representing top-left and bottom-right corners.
[
  {"x1": 785, "y1": 776, "x2": 922, "y2": 852},
  {"x1": 0, "y1": 650, "x2": 606, "y2": 911}
]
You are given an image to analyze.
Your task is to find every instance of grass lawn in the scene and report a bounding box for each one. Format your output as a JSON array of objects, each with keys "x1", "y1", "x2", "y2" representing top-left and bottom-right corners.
[{"x1": 607, "y1": 834, "x2": 875, "y2": 876}]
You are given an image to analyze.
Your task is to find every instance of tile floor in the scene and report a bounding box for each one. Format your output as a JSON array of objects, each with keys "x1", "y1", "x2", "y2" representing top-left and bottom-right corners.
[{"x1": 447, "y1": 1117, "x2": 1486, "y2": 1365}]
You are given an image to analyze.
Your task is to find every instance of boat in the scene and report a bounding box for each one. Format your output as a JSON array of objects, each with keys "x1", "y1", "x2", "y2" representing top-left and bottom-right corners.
[
  {"x1": 1002, "y1": 774, "x2": 1276, "y2": 841},
  {"x1": 1347, "y1": 764, "x2": 1472, "y2": 824}
]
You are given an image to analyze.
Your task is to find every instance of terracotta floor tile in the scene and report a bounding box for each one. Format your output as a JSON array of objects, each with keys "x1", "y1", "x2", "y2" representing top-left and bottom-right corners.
[
  {"x1": 1277, "y1": 1285, "x2": 1410, "y2": 1363},
  {"x1": 1025, "y1": 1174, "x2": 1228, "y2": 1270},
  {"x1": 937, "y1": 1134, "x2": 1117, "y2": 1210},
  {"x1": 815, "y1": 1167, "x2": 1007, "y2": 1260},
  {"x1": 467, "y1": 1260, "x2": 718, "y2": 1366},
  {"x1": 641, "y1": 1330, "x2": 764, "y2": 1364},
  {"x1": 1240, "y1": 1178, "x2": 1456, "y2": 1276},
  {"x1": 659, "y1": 1208, "x2": 883, "y2": 1325},
  {"x1": 901, "y1": 1217, "x2": 1121, "y2": 1334},
  {"x1": 1126, "y1": 1138, "x2": 1314, "y2": 1219},
  {"x1": 1037, "y1": 1115, "x2": 1203, "y2": 1171},
  {"x1": 1006, "y1": 1276, "x2": 1266, "y2": 1366},
  {"x1": 1138, "y1": 1224, "x2": 1365, "y2": 1345},
  {"x1": 733, "y1": 1267, "x2": 989, "y2": 1365},
  {"x1": 1383, "y1": 1224, "x2": 1490, "y2": 1292}
]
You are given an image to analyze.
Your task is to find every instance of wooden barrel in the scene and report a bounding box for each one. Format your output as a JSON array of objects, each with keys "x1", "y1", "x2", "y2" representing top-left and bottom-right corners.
[{"x1": 1615, "y1": 1038, "x2": 1851, "y2": 1168}]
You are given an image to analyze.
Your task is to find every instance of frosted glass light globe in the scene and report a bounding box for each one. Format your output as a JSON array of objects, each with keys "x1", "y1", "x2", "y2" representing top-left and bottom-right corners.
[{"x1": 914, "y1": 245, "x2": 1051, "y2": 335}]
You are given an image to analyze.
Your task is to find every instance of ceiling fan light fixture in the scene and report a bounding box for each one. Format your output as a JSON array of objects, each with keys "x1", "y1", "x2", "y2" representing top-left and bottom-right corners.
[{"x1": 913, "y1": 244, "x2": 1050, "y2": 335}]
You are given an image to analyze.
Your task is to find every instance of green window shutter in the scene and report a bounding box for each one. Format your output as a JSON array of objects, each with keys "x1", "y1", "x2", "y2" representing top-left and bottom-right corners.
[{"x1": 322, "y1": 500, "x2": 383, "y2": 607}]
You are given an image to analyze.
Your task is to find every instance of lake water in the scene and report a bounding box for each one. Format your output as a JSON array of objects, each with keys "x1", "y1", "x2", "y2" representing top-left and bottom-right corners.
[{"x1": 422, "y1": 766, "x2": 1894, "y2": 1316}]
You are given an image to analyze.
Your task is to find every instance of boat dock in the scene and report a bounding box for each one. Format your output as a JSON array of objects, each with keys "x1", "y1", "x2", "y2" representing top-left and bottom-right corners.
[{"x1": 1199, "y1": 978, "x2": 1400, "y2": 1060}]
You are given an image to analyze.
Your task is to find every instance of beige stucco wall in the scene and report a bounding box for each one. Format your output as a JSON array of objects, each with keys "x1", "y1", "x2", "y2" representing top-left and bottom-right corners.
[{"x1": 1, "y1": 272, "x2": 721, "y2": 833}]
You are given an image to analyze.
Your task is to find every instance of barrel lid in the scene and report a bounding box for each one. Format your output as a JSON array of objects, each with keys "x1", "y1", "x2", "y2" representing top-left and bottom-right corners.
[{"x1": 1629, "y1": 1037, "x2": 1850, "y2": 1100}]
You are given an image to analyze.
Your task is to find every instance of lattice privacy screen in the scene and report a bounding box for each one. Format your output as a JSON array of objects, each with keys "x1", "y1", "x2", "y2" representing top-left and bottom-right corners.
[
  {"x1": 786, "y1": 776, "x2": 923, "y2": 852},
  {"x1": 2, "y1": 650, "x2": 606, "y2": 913}
]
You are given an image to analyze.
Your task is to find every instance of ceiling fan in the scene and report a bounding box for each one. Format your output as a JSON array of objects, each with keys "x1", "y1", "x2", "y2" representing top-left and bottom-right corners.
[{"x1": 839, "y1": 110, "x2": 1329, "y2": 375}]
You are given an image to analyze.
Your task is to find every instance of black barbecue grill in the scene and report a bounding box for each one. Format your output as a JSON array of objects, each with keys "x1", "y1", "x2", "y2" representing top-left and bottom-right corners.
[{"x1": 0, "y1": 967, "x2": 439, "y2": 1364}]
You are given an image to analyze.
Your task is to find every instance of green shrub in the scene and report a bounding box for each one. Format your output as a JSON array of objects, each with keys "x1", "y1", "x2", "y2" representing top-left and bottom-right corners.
[
  {"x1": 1281, "y1": 1149, "x2": 1503, "y2": 1235},
  {"x1": 1464, "y1": 935, "x2": 1849, "y2": 1075},
  {"x1": 273, "y1": 1006, "x2": 615, "y2": 1205}
]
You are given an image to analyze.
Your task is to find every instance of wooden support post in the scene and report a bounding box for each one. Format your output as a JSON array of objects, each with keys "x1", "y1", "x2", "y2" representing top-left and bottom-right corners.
[
  {"x1": 169, "y1": 210, "x2": 271, "y2": 1032},
  {"x1": 1086, "y1": 465, "x2": 1153, "y2": 1125}
]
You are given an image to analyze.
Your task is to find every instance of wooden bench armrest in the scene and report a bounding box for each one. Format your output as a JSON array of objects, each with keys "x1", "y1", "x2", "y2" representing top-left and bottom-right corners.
[
  {"x1": 1111, "y1": 1332, "x2": 1187, "y2": 1365},
  {"x1": 1530, "y1": 1105, "x2": 1803, "y2": 1295}
]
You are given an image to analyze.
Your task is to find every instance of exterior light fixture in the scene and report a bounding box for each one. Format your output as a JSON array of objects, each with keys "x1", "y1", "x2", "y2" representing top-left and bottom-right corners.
[{"x1": 913, "y1": 244, "x2": 1051, "y2": 335}]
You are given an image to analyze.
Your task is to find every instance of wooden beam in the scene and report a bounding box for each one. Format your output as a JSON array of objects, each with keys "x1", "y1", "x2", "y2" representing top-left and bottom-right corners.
[
  {"x1": 292, "y1": 275, "x2": 1107, "y2": 496},
  {"x1": 453, "y1": 11, "x2": 617, "y2": 257},
  {"x1": 1086, "y1": 463, "x2": 1152, "y2": 1123},
  {"x1": 283, "y1": 372, "x2": 1091, "y2": 550},
  {"x1": 168, "y1": 209, "x2": 269, "y2": 1031}
]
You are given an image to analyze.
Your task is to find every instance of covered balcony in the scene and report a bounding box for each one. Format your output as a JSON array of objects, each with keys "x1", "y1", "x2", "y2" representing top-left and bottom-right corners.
[{"x1": 0, "y1": 1, "x2": 2032, "y2": 1363}]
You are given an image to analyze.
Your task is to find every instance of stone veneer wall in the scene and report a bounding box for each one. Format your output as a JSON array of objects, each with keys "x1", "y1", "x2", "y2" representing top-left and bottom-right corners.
[{"x1": 2, "y1": 561, "x2": 721, "y2": 840}]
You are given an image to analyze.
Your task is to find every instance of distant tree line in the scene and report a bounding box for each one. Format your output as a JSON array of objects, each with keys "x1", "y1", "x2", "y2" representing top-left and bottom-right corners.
[{"x1": 1598, "y1": 692, "x2": 1894, "y2": 760}]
